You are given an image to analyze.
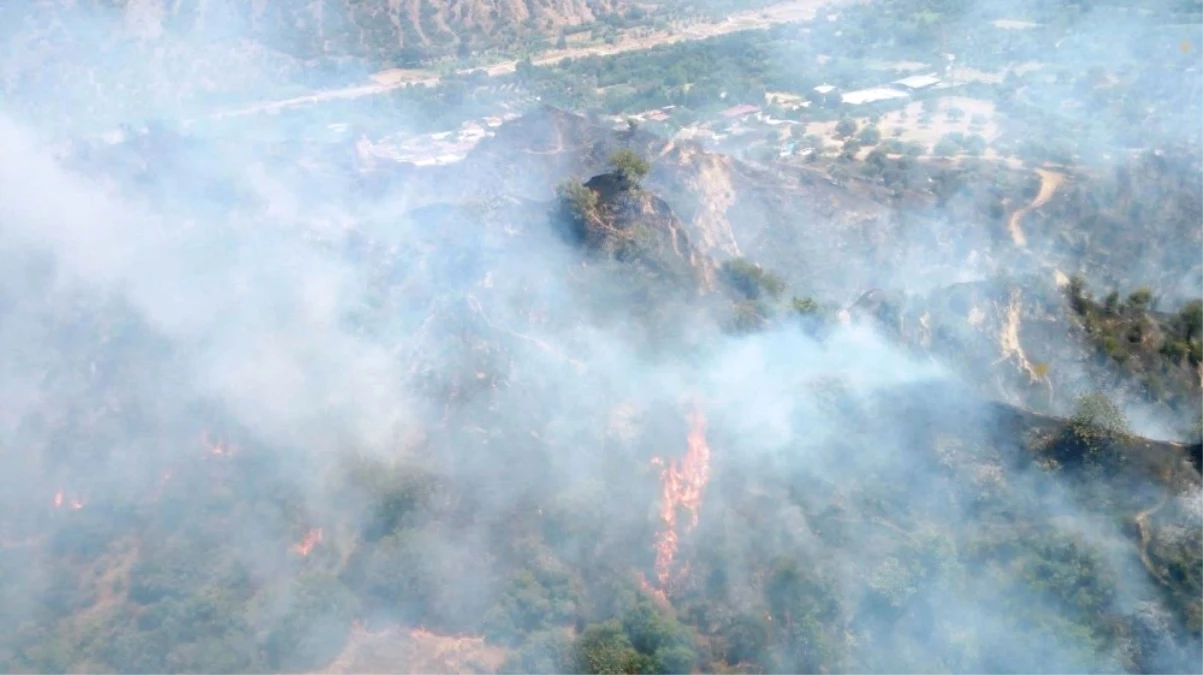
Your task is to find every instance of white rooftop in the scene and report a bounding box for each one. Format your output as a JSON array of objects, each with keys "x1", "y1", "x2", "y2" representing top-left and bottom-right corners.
[
  {"x1": 814, "y1": 84, "x2": 837, "y2": 94},
  {"x1": 841, "y1": 87, "x2": 911, "y2": 105},
  {"x1": 892, "y1": 73, "x2": 942, "y2": 89}
]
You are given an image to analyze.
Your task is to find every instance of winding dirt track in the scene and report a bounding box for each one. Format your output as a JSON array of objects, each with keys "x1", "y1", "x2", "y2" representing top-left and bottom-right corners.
[
  {"x1": 1130, "y1": 454, "x2": 1188, "y2": 587},
  {"x1": 1134, "y1": 493, "x2": 1171, "y2": 587},
  {"x1": 1007, "y1": 168, "x2": 1064, "y2": 248},
  {"x1": 205, "y1": 0, "x2": 856, "y2": 121}
]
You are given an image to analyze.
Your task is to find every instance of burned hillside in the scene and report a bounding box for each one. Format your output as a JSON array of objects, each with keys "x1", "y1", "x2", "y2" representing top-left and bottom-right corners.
[{"x1": 1, "y1": 101, "x2": 1202, "y2": 674}]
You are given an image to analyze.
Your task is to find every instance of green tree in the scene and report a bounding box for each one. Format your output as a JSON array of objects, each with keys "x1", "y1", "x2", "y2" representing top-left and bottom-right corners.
[
  {"x1": 790, "y1": 296, "x2": 821, "y2": 315},
  {"x1": 1127, "y1": 286, "x2": 1155, "y2": 312},
  {"x1": 609, "y1": 148, "x2": 650, "y2": 185},
  {"x1": 484, "y1": 569, "x2": 580, "y2": 646},
  {"x1": 835, "y1": 117, "x2": 858, "y2": 138},
  {"x1": 765, "y1": 560, "x2": 844, "y2": 673},
  {"x1": 962, "y1": 133, "x2": 987, "y2": 156},
  {"x1": 1068, "y1": 392, "x2": 1131, "y2": 460},
  {"x1": 721, "y1": 258, "x2": 786, "y2": 301},
  {"x1": 933, "y1": 135, "x2": 961, "y2": 157},
  {"x1": 858, "y1": 124, "x2": 882, "y2": 145},
  {"x1": 1180, "y1": 299, "x2": 1202, "y2": 341},
  {"x1": 722, "y1": 614, "x2": 772, "y2": 667},
  {"x1": 841, "y1": 138, "x2": 862, "y2": 160},
  {"x1": 572, "y1": 620, "x2": 644, "y2": 674}
]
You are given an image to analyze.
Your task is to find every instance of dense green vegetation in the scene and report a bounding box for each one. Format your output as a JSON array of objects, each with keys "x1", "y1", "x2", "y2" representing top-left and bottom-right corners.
[
  {"x1": 6, "y1": 133, "x2": 1199, "y2": 672},
  {"x1": 1067, "y1": 277, "x2": 1203, "y2": 418}
]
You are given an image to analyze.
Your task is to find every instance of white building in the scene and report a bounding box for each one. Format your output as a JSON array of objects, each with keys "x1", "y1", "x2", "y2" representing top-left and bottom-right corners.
[
  {"x1": 840, "y1": 88, "x2": 910, "y2": 105},
  {"x1": 892, "y1": 73, "x2": 942, "y2": 91}
]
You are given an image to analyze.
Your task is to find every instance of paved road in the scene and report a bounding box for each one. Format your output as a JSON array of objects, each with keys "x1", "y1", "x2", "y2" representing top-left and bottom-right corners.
[{"x1": 206, "y1": 0, "x2": 858, "y2": 121}]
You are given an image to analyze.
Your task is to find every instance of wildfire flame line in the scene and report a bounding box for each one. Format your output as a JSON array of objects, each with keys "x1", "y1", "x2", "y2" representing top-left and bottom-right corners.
[
  {"x1": 652, "y1": 403, "x2": 711, "y2": 592},
  {"x1": 202, "y1": 432, "x2": 233, "y2": 457},
  {"x1": 291, "y1": 528, "x2": 323, "y2": 557},
  {"x1": 52, "y1": 490, "x2": 86, "y2": 510}
]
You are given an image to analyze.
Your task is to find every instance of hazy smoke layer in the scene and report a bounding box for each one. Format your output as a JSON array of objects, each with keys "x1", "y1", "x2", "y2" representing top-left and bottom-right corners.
[{"x1": 0, "y1": 1, "x2": 1199, "y2": 674}]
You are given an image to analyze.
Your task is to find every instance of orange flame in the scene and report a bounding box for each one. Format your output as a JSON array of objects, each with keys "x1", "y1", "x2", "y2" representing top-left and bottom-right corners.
[
  {"x1": 638, "y1": 572, "x2": 670, "y2": 608},
  {"x1": 291, "y1": 528, "x2": 323, "y2": 556},
  {"x1": 53, "y1": 490, "x2": 86, "y2": 510},
  {"x1": 408, "y1": 625, "x2": 478, "y2": 642},
  {"x1": 652, "y1": 403, "x2": 711, "y2": 592},
  {"x1": 202, "y1": 432, "x2": 233, "y2": 457}
]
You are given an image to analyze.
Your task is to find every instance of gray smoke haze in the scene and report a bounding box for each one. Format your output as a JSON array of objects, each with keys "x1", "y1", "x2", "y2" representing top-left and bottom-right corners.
[{"x1": 0, "y1": 1, "x2": 1200, "y2": 674}]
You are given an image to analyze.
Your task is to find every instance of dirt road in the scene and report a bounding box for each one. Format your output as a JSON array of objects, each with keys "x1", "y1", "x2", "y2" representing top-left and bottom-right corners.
[
  {"x1": 208, "y1": 0, "x2": 855, "y2": 120},
  {"x1": 1007, "y1": 168, "x2": 1064, "y2": 248},
  {"x1": 1134, "y1": 493, "x2": 1170, "y2": 586}
]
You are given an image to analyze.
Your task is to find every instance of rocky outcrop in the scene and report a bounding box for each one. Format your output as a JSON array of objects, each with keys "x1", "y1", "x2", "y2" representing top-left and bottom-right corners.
[{"x1": 559, "y1": 171, "x2": 717, "y2": 295}]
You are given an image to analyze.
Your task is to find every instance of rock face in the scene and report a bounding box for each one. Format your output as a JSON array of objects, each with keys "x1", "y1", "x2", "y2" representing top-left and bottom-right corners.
[
  {"x1": 850, "y1": 279, "x2": 1082, "y2": 411},
  {"x1": 850, "y1": 277, "x2": 1202, "y2": 429},
  {"x1": 1024, "y1": 150, "x2": 1203, "y2": 303},
  {"x1": 573, "y1": 172, "x2": 717, "y2": 294},
  {"x1": 381, "y1": 107, "x2": 892, "y2": 298}
]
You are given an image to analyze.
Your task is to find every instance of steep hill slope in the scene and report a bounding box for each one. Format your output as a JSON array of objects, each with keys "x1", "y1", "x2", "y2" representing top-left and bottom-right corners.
[
  {"x1": 375, "y1": 107, "x2": 891, "y2": 296},
  {"x1": 849, "y1": 277, "x2": 1203, "y2": 429},
  {"x1": 375, "y1": 107, "x2": 1199, "y2": 307},
  {"x1": 5, "y1": 109, "x2": 1200, "y2": 674}
]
